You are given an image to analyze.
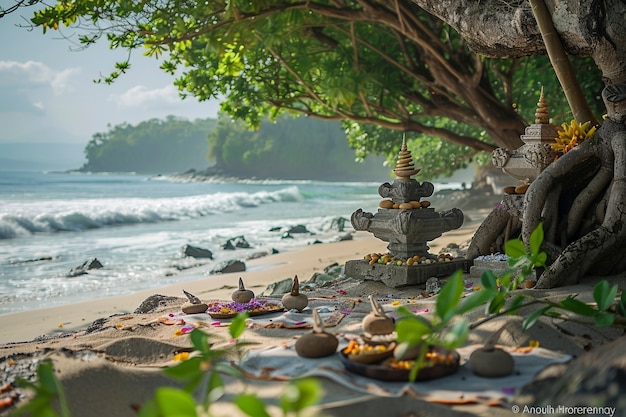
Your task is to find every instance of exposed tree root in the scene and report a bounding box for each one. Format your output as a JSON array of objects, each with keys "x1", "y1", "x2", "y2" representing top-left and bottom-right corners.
[{"x1": 469, "y1": 85, "x2": 626, "y2": 288}]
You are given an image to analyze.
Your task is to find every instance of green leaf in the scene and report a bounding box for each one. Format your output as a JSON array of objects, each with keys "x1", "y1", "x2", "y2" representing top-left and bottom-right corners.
[
  {"x1": 204, "y1": 370, "x2": 225, "y2": 406},
  {"x1": 454, "y1": 288, "x2": 495, "y2": 316},
  {"x1": 154, "y1": 387, "x2": 198, "y2": 416},
  {"x1": 487, "y1": 292, "x2": 506, "y2": 314},
  {"x1": 522, "y1": 305, "x2": 551, "y2": 330},
  {"x1": 137, "y1": 399, "x2": 158, "y2": 417},
  {"x1": 435, "y1": 270, "x2": 464, "y2": 323},
  {"x1": 190, "y1": 328, "x2": 211, "y2": 353},
  {"x1": 163, "y1": 357, "x2": 204, "y2": 381},
  {"x1": 617, "y1": 291, "x2": 626, "y2": 317},
  {"x1": 533, "y1": 251, "x2": 547, "y2": 267},
  {"x1": 441, "y1": 318, "x2": 469, "y2": 349},
  {"x1": 560, "y1": 297, "x2": 598, "y2": 316},
  {"x1": 280, "y1": 378, "x2": 322, "y2": 413},
  {"x1": 504, "y1": 238, "x2": 526, "y2": 259},
  {"x1": 480, "y1": 270, "x2": 497, "y2": 290},
  {"x1": 235, "y1": 394, "x2": 271, "y2": 417},
  {"x1": 594, "y1": 311, "x2": 615, "y2": 327},
  {"x1": 506, "y1": 295, "x2": 526, "y2": 315},
  {"x1": 396, "y1": 316, "x2": 431, "y2": 346},
  {"x1": 593, "y1": 280, "x2": 618, "y2": 311},
  {"x1": 37, "y1": 361, "x2": 60, "y2": 395},
  {"x1": 213, "y1": 361, "x2": 244, "y2": 379},
  {"x1": 229, "y1": 312, "x2": 249, "y2": 339},
  {"x1": 529, "y1": 222, "x2": 544, "y2": 256}
]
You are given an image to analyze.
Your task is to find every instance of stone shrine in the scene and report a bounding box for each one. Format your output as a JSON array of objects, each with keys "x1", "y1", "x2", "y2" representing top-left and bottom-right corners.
[{"x1": 345, "y1": 138, "x2": 469, "y2": 287}]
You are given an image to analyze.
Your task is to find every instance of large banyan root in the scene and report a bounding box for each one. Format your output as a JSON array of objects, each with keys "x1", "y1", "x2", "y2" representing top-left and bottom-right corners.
[
  {"x1": 468, "y1": 84, "x2": 626, "y2": 288},
  {"x1": 523, "y1": 83, "x2": 626, "y2": 288}
]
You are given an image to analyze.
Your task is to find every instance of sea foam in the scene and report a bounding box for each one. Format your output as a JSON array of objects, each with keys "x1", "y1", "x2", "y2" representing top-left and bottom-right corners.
[{"x1": 0, "y1": 186, "x2": 302, "y2": 239}]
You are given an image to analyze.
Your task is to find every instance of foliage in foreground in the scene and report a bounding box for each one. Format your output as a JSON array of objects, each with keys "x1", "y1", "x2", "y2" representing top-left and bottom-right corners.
[{"x1": 13, "y1": 224, "x2": 626, "y2": 416}]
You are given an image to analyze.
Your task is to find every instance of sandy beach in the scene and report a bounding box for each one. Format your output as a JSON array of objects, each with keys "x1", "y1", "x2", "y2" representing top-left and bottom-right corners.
[{"x1": 1, "y1": 211, "x2": 624, "y2": 417}]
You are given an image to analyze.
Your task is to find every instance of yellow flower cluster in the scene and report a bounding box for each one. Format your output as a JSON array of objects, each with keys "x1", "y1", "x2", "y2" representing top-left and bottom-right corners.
[{"x1": 552, "y1": 120, "x2": 596, "y2": 154}]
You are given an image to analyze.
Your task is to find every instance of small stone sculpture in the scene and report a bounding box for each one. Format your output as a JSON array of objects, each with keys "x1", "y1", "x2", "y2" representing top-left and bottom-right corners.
[
  {"x1": 362, "y1": 295, "x2": 395, "y2": 336},
  {"x1": 281, "y1": 275, "x2": 309, "y2": 311},
  {"x1": 393, "y1": 137, "x2": 420, "y2": 179},
  {"x1": 469, "y1": 325, "x2": 514, "y2": 377},
  {"x1": 181, "y1": 289, "x2": 209, "y2": 314},
  {"x1": 295, "y1": 308, "x2": 339, "y2": 358},
  {"x1": 231, "y1": 277, "x2": 255, "y2": 304}
]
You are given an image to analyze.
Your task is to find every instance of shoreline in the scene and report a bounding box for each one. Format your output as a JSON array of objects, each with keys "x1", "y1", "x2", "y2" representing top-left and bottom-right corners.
[
  {"x1": 0, "y1": 218, "x2": 481, "y2": 346},
  {"x1": 0, "y1": 232, "x2": 389, "y2": 345}
]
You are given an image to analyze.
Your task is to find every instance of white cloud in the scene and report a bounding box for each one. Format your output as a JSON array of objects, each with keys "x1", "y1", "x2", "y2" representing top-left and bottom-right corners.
[
  {"x1": 0, "y1": 60, "x2": 80, "y2": 94},
  {"x1": 110, "y1": 84, "x2": 182, "y2": 108}
]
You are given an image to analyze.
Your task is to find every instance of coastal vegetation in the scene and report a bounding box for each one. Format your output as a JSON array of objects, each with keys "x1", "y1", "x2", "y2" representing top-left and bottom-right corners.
[
  {"x1": 80, "y1": 114, "x2": 389, "y2": 180},
  {"x1": 80, "y1": 116, "x2": 215, "y2": 174}
]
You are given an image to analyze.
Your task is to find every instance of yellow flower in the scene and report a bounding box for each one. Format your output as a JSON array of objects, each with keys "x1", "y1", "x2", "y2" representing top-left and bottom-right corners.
[
  {"x1": 391, "y1": 300, "x2": 401, "y2": 306},
  {"x1": 173, "y1": 352, "x2": 190, "y2": 362},
  {"x1": 528, "y1": 340, "x2": 540, "y2": 348},
  {"x1": 473, "y1": 285, "x2": 482, "y2": 291},
  {"x1": 552, "y1": 120, "x2": 596, "y2": 154}
]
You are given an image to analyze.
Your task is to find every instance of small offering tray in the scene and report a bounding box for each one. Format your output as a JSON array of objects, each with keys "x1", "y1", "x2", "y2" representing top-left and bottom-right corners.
[
  {"x1": 339, "y1": 344, "x2": 460, "y2": 382},
  {"x1": 206, "y1": 299, "x2": 283, "y2": 319}
]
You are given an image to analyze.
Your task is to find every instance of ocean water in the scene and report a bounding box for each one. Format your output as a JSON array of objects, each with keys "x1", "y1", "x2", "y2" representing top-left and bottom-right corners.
[{"x1": 0, "y1": 171, "x2": 465, "y2": 316}]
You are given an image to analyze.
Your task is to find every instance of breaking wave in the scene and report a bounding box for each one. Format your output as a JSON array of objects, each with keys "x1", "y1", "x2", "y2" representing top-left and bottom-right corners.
[{"x1": 0, "y1": 186, "x2": 302, "y2": 239}]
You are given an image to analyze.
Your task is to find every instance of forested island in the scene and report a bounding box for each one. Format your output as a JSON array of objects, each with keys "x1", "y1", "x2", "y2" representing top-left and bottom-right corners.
[{"x1": 79, "y1": 114, "x2": 390, "y2": 181}]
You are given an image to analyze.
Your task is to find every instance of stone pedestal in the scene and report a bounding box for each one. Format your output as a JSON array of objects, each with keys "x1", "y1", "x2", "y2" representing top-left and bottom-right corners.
[
  {"x1": 352, "y1": 206, "x2": 464, "y2": 259},
  {"x1": 345, "y1": 259, "x2": 471, "y2": 288}
]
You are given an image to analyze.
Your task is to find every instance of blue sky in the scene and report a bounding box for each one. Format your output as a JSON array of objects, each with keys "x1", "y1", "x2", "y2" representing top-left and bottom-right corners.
[{"x1": 0, "y1": 8, "x2": 221, "y2": 145}]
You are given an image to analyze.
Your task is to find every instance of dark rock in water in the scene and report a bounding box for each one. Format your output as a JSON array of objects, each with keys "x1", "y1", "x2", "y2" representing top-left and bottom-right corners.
[
  {"x1": 210, "y1": 259, "x2": 246, "y2": 274},
  {"x1": 288, "y1": 224, "x2": 310, "y2": 234},
  {"x1": 223, "y1": 235, "x2": 252, "y2": 250},
  {"x1": 134, "y1": 294, "x2": 181, "y2": 314},
  {"x1": 182, "y1": 244, "x2": 213, "y2": 259},
  {"x1": 337, "y1": 233, "x2": 353, "y2": 241},
  {"x1": 10, "y1": 256, "x2": 53, "y2": 265},
  {"x1": 330, "y1": 216, "x2": 348, "y2": 232},
  {"x1": 282, "y1": 232, "x2": 294, "y2": 239},
  {"x1": 269, "y1": 226, "x2": 282, "y2": 232},
  {"x1": 246, "y1": 251, "x2": 270, "y2": 260},
  {"x1": 68, "y1": 258, "x2": 103, "y2": 277}
]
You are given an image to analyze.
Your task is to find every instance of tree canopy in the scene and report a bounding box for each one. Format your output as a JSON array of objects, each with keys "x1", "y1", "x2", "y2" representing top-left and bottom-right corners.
[{"x1": 21, "y1": 0, "x2": 603, "y2": 174}]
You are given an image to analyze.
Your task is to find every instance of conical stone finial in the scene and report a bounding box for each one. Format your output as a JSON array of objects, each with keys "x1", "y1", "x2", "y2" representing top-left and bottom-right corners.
[
  {"x1": 393, "y1": 136, "x2": 420, "y2": 180},
  {"x1": 535, "y1": 86, "x2": 550, "y2": 124}
]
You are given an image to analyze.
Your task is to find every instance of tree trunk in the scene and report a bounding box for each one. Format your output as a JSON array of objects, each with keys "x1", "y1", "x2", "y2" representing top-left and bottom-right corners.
[{"x1": 528, "y1": 0, "x2": 599, "y2": 126}]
